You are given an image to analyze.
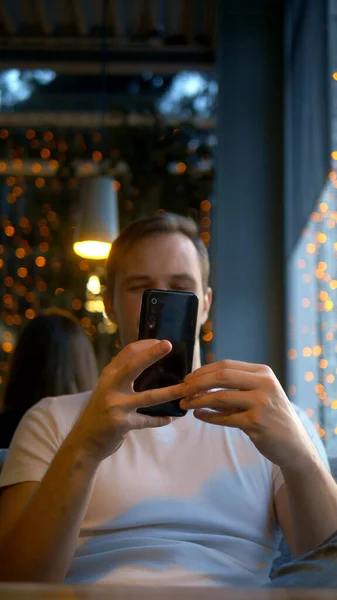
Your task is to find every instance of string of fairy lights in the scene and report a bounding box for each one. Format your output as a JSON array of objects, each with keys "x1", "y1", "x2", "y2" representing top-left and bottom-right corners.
[
  {"x1": 286, "y1": 72, "x2": 337, "y2": 453},
  {"x1": 0, "y1": 125, "x2": 214, "y2": 398},
  {"x1": 287, "y1": 77, "x2": 337, "y2": 452},
  {"x1": 287, "y1": 182, "x2": 337, "y2": 448}
]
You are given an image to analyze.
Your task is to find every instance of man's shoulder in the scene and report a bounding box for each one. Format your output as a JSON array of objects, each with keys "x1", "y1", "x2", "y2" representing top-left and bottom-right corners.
[
  {"x1": 22, "y1": 390, "x2": 92, "y2": 436},
  {"x1": 36, "y1": 390, "x2": 92, "y2": 412},
  {"x1": 0, "y1": 391, "x2": 93, "y2": 489}
]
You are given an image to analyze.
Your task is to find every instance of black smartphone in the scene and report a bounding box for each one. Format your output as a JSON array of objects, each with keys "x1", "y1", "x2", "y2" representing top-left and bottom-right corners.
[{"x1": 135, "y1": 289, "x2": 199, "y2": 417}]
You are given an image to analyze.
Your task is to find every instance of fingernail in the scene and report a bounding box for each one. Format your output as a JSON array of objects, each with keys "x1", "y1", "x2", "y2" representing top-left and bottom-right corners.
[{"x1": 157, "y1": 340, "x2": 168, "y2": 351}]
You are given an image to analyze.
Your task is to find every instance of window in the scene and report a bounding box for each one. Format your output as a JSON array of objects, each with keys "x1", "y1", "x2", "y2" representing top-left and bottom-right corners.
[{"x1": 287, "y1": 182, "x2": 337, "y2": 455}]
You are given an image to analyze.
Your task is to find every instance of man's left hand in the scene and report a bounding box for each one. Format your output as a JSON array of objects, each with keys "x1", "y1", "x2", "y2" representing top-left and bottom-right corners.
[{"x1": 180, "y1": 360, "x2": 318, "y2": 471}]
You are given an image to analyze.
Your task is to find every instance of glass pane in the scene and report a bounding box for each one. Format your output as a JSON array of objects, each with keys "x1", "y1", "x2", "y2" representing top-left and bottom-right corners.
[{"x1": 287, "y1": 182, "x2": 337, "y2": 456}]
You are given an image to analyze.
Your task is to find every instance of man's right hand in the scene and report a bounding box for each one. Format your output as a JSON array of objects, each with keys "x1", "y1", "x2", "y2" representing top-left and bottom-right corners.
[
  {"x1": 0, "y1": 339, "x2": 187, "y2": 583},
  {"x1": 67, "y1": 339, "x2": 186, "y2": 464}
]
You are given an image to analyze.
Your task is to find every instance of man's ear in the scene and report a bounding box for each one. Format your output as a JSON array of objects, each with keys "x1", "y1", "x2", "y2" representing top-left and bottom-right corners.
[
  {"x1": 103, "y1": 289, "x2": 117, "y2": 323},
  {"x1": 201, "y1": 287, "x2": 213, "y2": 326}
]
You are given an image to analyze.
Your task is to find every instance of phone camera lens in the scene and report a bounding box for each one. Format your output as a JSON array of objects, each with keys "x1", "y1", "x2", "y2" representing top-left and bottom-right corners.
[{"x1": 151, "y1": 298, "x2": 158, "y2": 305}]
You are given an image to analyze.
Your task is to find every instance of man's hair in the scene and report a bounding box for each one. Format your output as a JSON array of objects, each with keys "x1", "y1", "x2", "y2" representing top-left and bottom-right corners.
[{"x1": 106, "y1": 212, "x2": 210, "y2": 294}]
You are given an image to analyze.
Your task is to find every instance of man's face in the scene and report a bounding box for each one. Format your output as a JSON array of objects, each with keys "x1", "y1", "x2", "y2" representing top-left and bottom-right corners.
[{"x1": 105, "y1": 233, "x2": 212, "y2": 363}]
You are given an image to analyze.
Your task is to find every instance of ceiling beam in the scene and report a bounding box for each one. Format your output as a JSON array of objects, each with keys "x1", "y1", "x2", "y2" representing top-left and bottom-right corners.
[
  {"x1": 70, "y1": 0, "x2": 88, "y2": 36},
  {"x1": 0, "y1": 0, "x2": 16, "y2": 34},
  {"x1": 139, "y1": 0, "x2": 154, "y2": 35},
  {"x1": 164, "y1": 0, "x2": 181, "y2": 36},
  {"x1": 204, "y1": 0, "x2": 216, "y2": 44},
  {"x1": 0, "y1": 57, "x2": 213, "y2": 74},
  {"x1": 0, "y1": 36, "x2": 210, "y2": 48},
  {"x1": 0, "y1": 158, "x2": 102, "y2": 177},
  {"x1": 0, "y1": 41, "x2": 214, "y2": 73},
  {"x1": 180, "y1": 0, "x2": 194, "y2": 43},
  {"x1": 129, "y1": 0, "x2": 142, "y2": 36},
  {"x1": 32, "y1": 0, "x2": 53, "y2": 35},
  {"x1": 151, "y1": 0, "x2": 164, "y2": 34},
  {"x1": 52, "y1": 0, "x2": 73, "y2": 30},
  {"x1": 109, "y1": 0, "x2": 124, "y2": 38},
  {"x1": 0, "y1": 155, "x2": 213, "y2": 177},
  {"x1": 0, "y1": 110, "x2": 214, "y2": 128}
]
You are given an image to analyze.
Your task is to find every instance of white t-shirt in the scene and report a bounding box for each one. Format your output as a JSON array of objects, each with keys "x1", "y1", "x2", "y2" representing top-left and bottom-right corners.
[{"x1": 0, "y1": 392, "x2": 328, "y2": 587}]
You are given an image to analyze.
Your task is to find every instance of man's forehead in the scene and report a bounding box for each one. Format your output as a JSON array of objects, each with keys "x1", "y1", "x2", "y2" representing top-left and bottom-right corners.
[
  {"x1": 121, "y1": 273, "x2": 197, "y2": 283},
  {"x1": 114, "y1": 232, "x2": 202, "y2": 284},
  {"x1": 127, "y1": 231, "x2": 195, "y2": 252},
  {"x1": 123, "y1": 233, "x2": 199, "y2": 264}
]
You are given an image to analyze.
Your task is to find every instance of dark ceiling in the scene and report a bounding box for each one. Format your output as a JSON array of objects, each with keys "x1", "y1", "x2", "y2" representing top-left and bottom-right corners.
[{"x1": 0, "y1": 0, "x2": 215, "y2": 74}]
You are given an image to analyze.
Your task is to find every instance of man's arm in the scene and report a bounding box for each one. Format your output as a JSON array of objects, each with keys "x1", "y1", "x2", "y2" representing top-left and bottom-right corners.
[
  {"x1": 0, "y1": 439, "x2": 98, "y2": 582},
  {"x1": 181, "y1": 359, "x2": 337, "y2": 556},
  {"x1": 0, "y1": 340, "x2": 188, "y2": 583},
  {"x1": 276, "y1": 455, "x2": 337, "y2": 557}
]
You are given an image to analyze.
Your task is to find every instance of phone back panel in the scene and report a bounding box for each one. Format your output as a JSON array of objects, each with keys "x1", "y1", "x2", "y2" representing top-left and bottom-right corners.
[{"x1": 135, "y1": 289, "x2": 198, "y2": 417}]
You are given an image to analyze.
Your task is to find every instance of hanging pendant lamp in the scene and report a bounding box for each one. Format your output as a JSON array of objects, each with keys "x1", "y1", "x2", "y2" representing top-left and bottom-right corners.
[{"x1": 73, "y1": 176, "x2": 119, "y2": 260}]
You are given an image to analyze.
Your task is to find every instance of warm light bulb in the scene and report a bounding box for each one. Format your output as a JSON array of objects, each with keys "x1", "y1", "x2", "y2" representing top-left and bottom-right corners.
[
  {"x1": 86, "y1": 275, "x2": 101, "y2": 295},
  {"x1": 324, "y1": 300, "x2": 334, "y2": 312},
  {"x1": 73, "y1": 241, "x2": 111, "y2": 260},
  {"x1": 85, "y1": 299, "x2": 105, "y2": 313}
]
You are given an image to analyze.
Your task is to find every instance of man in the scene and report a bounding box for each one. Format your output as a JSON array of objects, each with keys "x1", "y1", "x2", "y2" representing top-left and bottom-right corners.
[{"x1": 0, "y1": 212, "x2": 336, "y2": 587}]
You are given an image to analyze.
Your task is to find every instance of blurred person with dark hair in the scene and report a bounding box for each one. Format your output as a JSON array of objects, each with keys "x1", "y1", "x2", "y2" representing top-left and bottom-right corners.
[{"x1": 0, "y1": 308, "x2": 98, "y2": 448}]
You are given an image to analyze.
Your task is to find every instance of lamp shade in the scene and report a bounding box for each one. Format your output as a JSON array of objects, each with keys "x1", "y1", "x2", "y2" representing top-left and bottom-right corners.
[{"x1": 73, "y1": 177, "x2": 119, "y2": 259}]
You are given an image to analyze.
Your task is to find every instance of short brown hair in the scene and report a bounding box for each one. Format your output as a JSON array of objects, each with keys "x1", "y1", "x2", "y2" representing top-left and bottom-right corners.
[{"x1": 106, "y1": 213, "x2": 210, "y2": 294}]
